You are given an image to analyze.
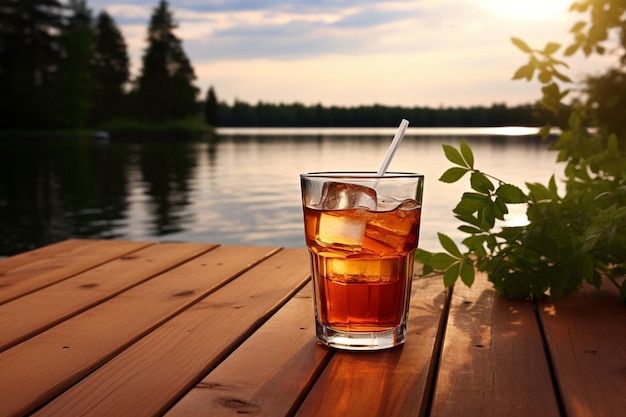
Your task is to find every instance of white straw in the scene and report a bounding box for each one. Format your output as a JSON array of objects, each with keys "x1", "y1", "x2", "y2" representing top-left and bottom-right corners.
[{"x1": 377, "y1": 119, "x2": 409, "y2": 176}]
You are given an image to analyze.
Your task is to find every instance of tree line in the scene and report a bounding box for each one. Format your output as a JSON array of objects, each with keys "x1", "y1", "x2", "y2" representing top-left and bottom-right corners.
[
  {"x1": 216, "y1": 101, "x2": 550, "y2": 127},
  {"x1": 0, "y1": 0, "x2": 549, "y2": 133},
  {"x1": 0, "y1": 0, "x2": 200, "y2": 131}
]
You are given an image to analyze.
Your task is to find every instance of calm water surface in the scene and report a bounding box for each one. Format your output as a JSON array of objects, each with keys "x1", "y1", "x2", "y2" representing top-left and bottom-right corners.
[{"x1": 0, "y1": 127, "x2": 562, "y2": 256}]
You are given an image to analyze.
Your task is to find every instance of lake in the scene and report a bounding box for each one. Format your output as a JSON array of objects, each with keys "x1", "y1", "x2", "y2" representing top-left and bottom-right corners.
[{"x1": 0, "y1": 127, "x2": 563, "y2": 257}]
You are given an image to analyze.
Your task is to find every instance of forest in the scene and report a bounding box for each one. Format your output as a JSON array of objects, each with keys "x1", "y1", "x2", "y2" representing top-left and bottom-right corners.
[{"x1": 0, "y1": 0, "x2": 550, "y2": 135}]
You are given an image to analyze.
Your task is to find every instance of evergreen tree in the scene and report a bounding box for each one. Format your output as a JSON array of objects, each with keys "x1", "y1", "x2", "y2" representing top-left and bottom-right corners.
[
  {"x1": 136, "y1": 0, "x2": 199, "y2": 121},
  {"x1": 91, "y1": 10, "x2": 130, "y2": 124},
  {"x1": 0, "y1": 0, "x2": 65, "y2": 128},
  {"x1": 55, "y1": 0, "x2": 95, "y2": 128},
  {"x1": 203, "y1": 86, "x2": 218, "y2": 126}
]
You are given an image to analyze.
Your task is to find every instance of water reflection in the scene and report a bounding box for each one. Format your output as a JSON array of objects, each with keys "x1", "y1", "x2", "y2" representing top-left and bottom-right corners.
[
  {"x1": 0, "y1": 129, "x2": 561, "y2": 257},
  {"x1": 137, "y1": 142, "x2": 197, "y2": 235},
  {"x1": 0, "y1": 141, "x2": 130, "y2": 255}
]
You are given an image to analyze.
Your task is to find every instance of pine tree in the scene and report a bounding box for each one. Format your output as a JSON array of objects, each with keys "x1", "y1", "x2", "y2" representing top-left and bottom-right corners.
[
  {"x1": 203, "y1": 86, "x2": 219, "y2": 126},
  {"x1": 55, "y1": 0, "x2": 95, "y2": 128},
  {"x1": 136, "y1": 0, "x2": 199, "y2": 121},
  {"x1": 91, "y1": 10, "x2": 130, "y2": 124},
  {"x1": 0, "y1": 0, "x2": 65, "y2": 128}
]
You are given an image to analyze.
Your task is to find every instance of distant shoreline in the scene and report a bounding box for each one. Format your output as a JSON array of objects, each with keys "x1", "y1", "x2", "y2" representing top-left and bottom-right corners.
[{"x1": 216, "y1": 126, "x2": 555, "y2": 137}]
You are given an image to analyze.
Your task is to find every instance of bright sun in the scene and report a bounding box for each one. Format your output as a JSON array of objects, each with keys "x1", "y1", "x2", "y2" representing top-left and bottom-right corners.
[{"x1": 479, "y1": 0, "x2": 573, "y2": 20}]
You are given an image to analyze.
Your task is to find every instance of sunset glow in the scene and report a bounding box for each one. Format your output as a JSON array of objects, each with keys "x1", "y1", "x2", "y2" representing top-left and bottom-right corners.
[{"x1": 89, "y1": 0, "x2": 608, "y2": 107}]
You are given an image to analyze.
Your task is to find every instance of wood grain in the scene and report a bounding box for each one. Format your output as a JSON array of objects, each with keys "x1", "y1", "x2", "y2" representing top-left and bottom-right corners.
[
  {"x1": 164, "y1": 284, "x2": 331, "y2": 417},
  {"x1": 1, "y1": 240, "x2": 623, "y2": 417},
  {"x1": 0, "y1": 239, "x2": 152, "y2": 304},
  {"x1": 429, "y1": 274, "x2": 560, "y2": 417},
  {"x1": 295, "y1": 276, "x2": 449, "y2": 417},
  {"x1": 0, "y1": 245, "x2": 279, "y2": 417},
  {"x1": 538, "y1": 280, "x2": 626, "y2": 417},
  {"x1": 32, "y1": 248, "x2": 311, "y2": 417},
  {"x1": 0, "y1": 242, "x2": 216, "y2": 352}
]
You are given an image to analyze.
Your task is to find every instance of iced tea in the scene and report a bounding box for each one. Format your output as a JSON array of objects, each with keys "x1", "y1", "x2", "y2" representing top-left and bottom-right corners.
[{"x1": 300, "y1": 173, "x2": 424, "y2": 350}]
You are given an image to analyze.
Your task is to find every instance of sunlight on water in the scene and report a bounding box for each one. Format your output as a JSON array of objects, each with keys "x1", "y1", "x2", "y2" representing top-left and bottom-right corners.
[
  {"x1": 0, "y1": 128, "x2": 564, "y2": 255},
  {"x1": 162, "y1": 129, "x2": 563, "y2": 252}
]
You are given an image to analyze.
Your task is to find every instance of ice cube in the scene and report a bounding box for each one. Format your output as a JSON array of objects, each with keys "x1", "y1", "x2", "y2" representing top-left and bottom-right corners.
[
  {"x1": 365, "y1": 199, "x2": 421, "y2": 251},
  {"x1": 325, "y1": 256, "x2": 382, "y2": 283},
  {"x1": 317, "y1": 211, "x2": 366, "y2": 250},
  {"x1": 316, "y1": 182, "x2": 377, "y2": 251},
  {"x1": 320, "y1": 182, "x2": 377, "y2": 211}
]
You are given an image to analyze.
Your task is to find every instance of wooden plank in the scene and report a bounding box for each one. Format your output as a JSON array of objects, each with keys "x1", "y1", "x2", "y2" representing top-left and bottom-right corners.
[
  {"x1": 163, "y1": 284, "x2": 331, "y2": 417},
  {"x1": 294, "y1": 276, "x2": 449, "y2": 417},
  {"x1": 0, "y1": 239, "x2": 93, "y2": 270},
  {"x1": 0, "y1": 245, "x2": 279, "y2": 417},
  {"x1": 0, "y1": 242, "x2": 217, "y2": 352},
  {"x1": 0, "y1": 239, "x2": 152, "y2": 304},
  {"x1": 31, "y1": 248, "x2": 311, "y2": 417},
  {"x1": 429, "y1": 274, "x2": 560, "y2": 417},
  {"x1": 538, "y1": 280, "x2": 626, "y2": 417}
]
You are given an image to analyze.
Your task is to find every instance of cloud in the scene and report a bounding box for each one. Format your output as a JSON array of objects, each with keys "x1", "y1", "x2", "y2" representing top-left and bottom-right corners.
[{"x1": 88, "y1": 0, "x2": 615, "y2": 107}]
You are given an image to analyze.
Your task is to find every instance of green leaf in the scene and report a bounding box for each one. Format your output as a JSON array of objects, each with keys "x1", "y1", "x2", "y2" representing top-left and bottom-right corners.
[
  {"x1": 443, "y1": 262, "x2": 461, "y2": 287},
  {"x1": 414, "y1": 248, "x2": 432, "y2": 263},
  {"x1": 458, "y1": 225, "x2": 482, "y2": 234},
  {"x1": 512, "y1": 64, "x2": 534, "y2": 81},
  {"x1": 462, "y1": 235, "x2": 487, "y2": 255},
  {"x1": 460, "y1": 261, "x2": 475, "y2": 287},
  {"x1": 553, "y1": 71, "x2": 573, "y2": 83},
  {"x1": 470, "y1": 172, "x2": 494, "y2": 193},
  {"x1": 439, "y1": 167, "x2": 468, "y2": 183},
  {"x1": 538, "y1": 70, "x2": 552, "y2": 83},
  {"x1": 564, "y1": 43, "x2": 579, "y2": 56},
  {"x1": 454, "y1": 192, "x2": 488, "y2": 215},
  {"x1": 543, "y1": 42, "x2": 561, "y2": 55},
  {"x1": 527, "y1": 182, "x2": 552, "y2": 202},
  {"x1": 442, "y1": 144, "x2": 468, "y2": 167},
  {"x1": 494, "y1": 196, "x2": 509, "y2": 218},
  {"x1": 429, "y1": 253, "x2": 458, "y2": 270},
  {"x1": 542, "y1": 82, "x2": 561, "y2": 100},
  {"x1": 511, "y1": 37, "x2": 532, "y2": 53},
  {"x1": 569, "y1": 21, "x2": 586, "y2": 32},
  {"x1": 539, "y1": 125, "x2": 552, "y2": 138},
  {"x1": 455, "y1": 213, "x2": 483, "y2": 228},
  {"x1": 438, "y1": 232, "x2": 463, "y2": 258},
  {"x1": 421, "y1": 264, "x2": 434, "y2": 276},
  {"x1": 460, "y1": 141, "x2": 474, "y2": 168},
  {"x1": 496, "y1": 184, "x2": 527, "y2": 203},
  {"x1": 548, "y1": 175, "x2": 558, "y2": 198},
  {"x1": 482, "y1": 199, "x2": 498, "y2": 226}
]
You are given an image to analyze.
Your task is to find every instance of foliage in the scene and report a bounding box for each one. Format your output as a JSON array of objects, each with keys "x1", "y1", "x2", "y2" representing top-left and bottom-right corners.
[
  {"x1": 0, "y1": 0, "x2": 201, "y2": 133},
  {"x1": 91, "y1": 10, "x2": 130, "y2": 124},
  {"x1": 215, "y1": 100, "x2": 544, "y2": 127},
  {"x1": 0, "y1": 0, "x2": 66, "y2": 128},
  {"x1": 416, "y1": 0, "x2": 626, "y2": 302},
  {"x1": 135, "y1": 0, "x2": 199, "y2": 122},
  {"x1": 99, "y1": 117, "x2": 213, "y2": 141},
  {"x1": 203, "y1": 86, "x2": 219, "y2": 127},
  {"x1": 55, "y1": 0, "x2": 96, "y2": 128}
]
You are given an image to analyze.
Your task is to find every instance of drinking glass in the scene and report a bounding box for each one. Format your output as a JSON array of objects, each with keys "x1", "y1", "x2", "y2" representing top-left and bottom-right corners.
[{"x1": 300, "y1": 172, "x2": 424, "y2": 350}]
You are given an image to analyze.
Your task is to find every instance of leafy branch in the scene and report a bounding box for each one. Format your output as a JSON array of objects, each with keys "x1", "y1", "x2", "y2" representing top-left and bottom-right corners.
[
  {"x1": 416, "y1": 1, "x2": 626, "y2": 302},
  {"x1": 417, "y1": 139, "x2": 626, "y2": 301}
]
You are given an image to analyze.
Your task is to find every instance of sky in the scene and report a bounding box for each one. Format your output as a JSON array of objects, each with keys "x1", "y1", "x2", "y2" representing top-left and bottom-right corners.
[{"x1": 87, "y1": 0, "x2": 616, "y2": 108}]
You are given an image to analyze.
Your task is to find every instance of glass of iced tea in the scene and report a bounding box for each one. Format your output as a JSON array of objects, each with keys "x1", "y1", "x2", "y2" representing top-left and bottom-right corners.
[{"x1": 300, "y1": 172, "x2": 424, "y2": 351}]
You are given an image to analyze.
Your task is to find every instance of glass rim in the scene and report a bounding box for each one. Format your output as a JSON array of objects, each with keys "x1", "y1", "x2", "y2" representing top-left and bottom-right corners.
[{"x1": 300, "y1": 171, "x2": 423, "y2": 179}]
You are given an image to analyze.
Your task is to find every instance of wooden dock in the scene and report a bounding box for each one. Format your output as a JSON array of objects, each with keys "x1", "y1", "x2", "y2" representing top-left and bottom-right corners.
[{"x1": 0, "y1": 239, "x2": 624, "y2": 416}]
